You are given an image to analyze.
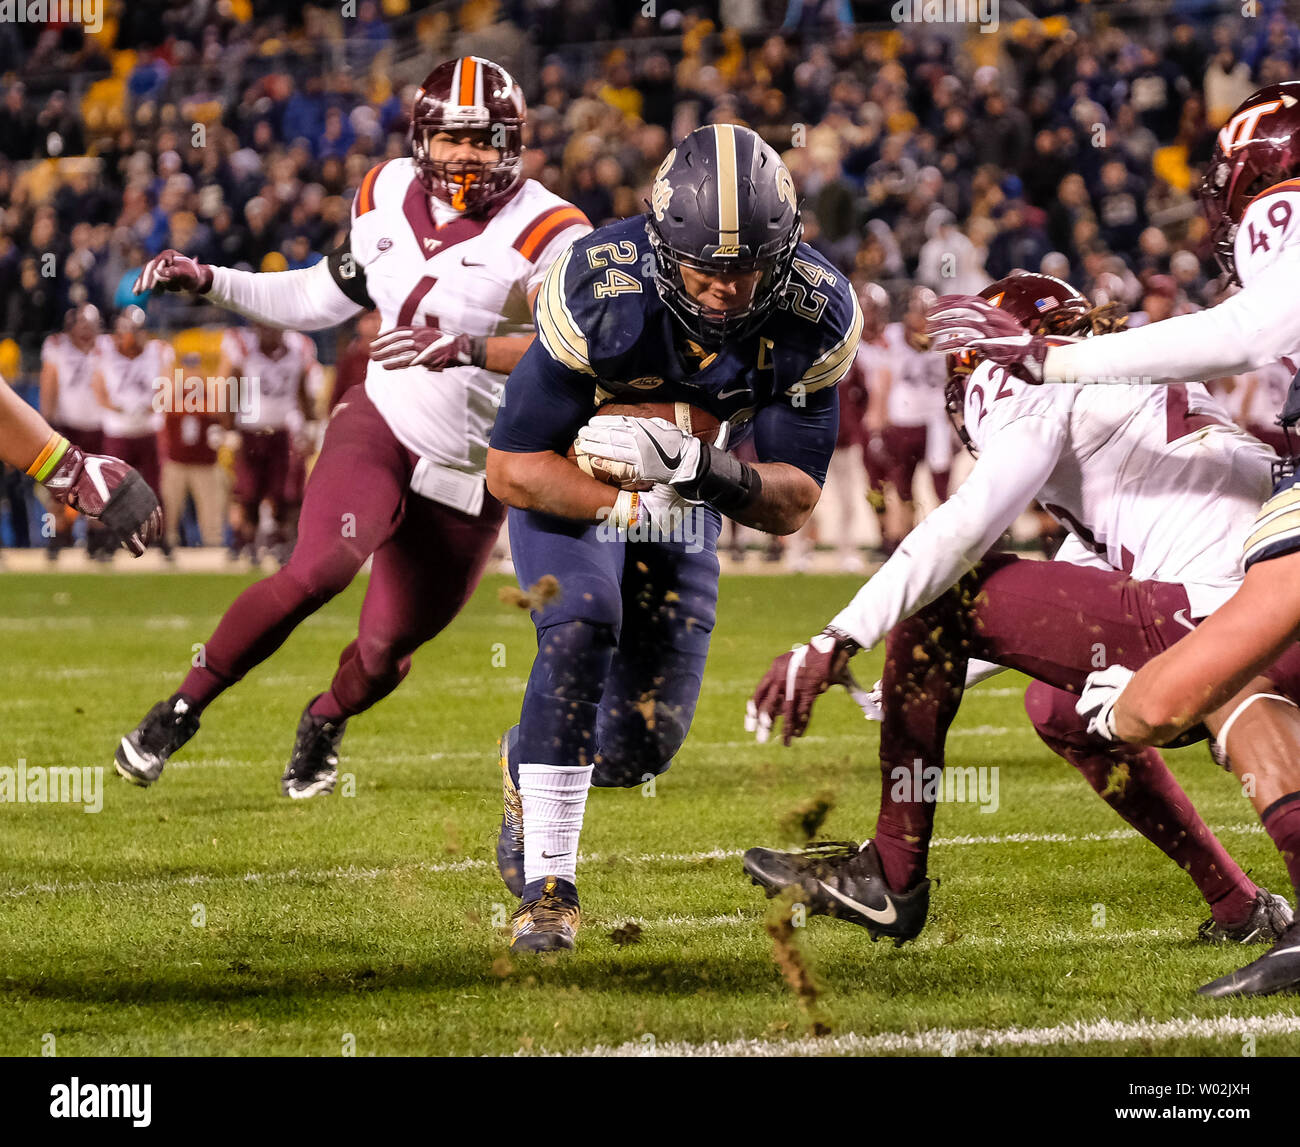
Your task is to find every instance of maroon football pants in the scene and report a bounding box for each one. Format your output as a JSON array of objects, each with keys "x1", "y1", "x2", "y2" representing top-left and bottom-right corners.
[
  {"x1": 882, "y1": 423, "x2": 950, "y2": 504},
  {"x1": 874, "y1": 553, "x2": 1297, "y2": 923},
  {"x1": 179, "y1": 390, "x2": 504, "y2": 720},
  {"x1": 233, "y1": 428, "x2": 292, "y2": 520}
]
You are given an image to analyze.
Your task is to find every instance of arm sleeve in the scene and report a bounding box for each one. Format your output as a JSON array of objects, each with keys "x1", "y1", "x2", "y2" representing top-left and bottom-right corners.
[
  {"x1": 751, "y1": 384, "x2": 839, "y2": 485},
  {"x1": 489, "y1": 336, "x2": 598, "y2": 454},
  {"x1": 207, "y1": 254, "x2": 365, "y2": 332},
  {"x1": 827, "y1": 415, "x2": 1065, "y2": 650},
  {"x1": 1044, "y1": 256, "x2": 1300, "y2": 386}
]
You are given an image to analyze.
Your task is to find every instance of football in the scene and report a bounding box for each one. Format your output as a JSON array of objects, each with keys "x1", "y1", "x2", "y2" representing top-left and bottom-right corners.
[{"x1": 567, "y1": 400, "x2": 723, "y2": 489}]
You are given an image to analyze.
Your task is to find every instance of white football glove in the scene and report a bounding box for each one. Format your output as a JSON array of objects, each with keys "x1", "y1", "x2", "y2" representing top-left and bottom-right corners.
[
  {"x1": 1075, "y1": 664, "x2": 1135, "y2": 742},
  {"x1": 611, "y1": 482, "x2": 699, "y2": 537},
  {"x1": 858, "y1": 678, "x2": 885, "y2": 722},
  {"x1": 578, "y1": 415, "x2": 729, "y2": 488}
]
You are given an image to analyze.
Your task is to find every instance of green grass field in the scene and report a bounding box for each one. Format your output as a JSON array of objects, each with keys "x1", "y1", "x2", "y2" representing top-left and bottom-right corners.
[{"x1": 1, "y1": 570, "x2": 1298, "y2": 1057}]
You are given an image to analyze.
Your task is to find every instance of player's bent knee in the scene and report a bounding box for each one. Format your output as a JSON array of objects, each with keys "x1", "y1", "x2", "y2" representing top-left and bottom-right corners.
[
  {"x1": 1024, "y1": 679, "x2": 1091, "y2": 748},
  {"x1": 591, "y1": 703, "x2": 690, "y2": 787},
  {"x1": 282, "y1": 552, "x2": 364, "y2": 603},
  {"x1": 591, "y1": 754, "x2": 673, "y2": 788}
]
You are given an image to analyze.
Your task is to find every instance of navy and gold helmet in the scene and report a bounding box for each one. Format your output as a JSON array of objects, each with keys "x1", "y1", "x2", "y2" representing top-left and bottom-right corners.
[{"x1": 646, "y1": 124, "x2": 802, "y2": 345}]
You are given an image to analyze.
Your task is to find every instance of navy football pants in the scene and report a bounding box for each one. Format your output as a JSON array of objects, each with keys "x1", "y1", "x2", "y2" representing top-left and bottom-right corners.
[{"x1": 508, "y1": 505, "x2": 721, "y2": 786}]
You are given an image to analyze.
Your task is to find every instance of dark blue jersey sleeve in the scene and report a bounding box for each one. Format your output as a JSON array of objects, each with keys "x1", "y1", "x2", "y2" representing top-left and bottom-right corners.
[
  {"x1": 489, "y1": 336, "x2": 596, "y2": 454},
  {"x1": 751, "y1": 383, "x2": 839, "y2": 486}
]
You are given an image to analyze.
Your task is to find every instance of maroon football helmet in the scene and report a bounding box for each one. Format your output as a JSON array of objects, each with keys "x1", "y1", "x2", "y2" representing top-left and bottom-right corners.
[
  {"x1": 944, "y1": 273, "x2": 1094, "y2": 455},
  {"x1": 1200, "y1": 81, "x2": 1300, "y2": 282},
  {"x1": 410, "y1": 56, "x2": 525, "y2": 213}
]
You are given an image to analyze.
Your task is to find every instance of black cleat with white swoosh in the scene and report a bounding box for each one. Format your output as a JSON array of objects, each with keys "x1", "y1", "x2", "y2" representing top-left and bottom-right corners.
[
  {"x1": 743, "y1": 839, "x2": 932, "y2": 946},
  {"x1": 1197, "y1": 920, "x2": 1300, "y2": 998},
  {"x1": 115, "y1": 696, "x2": 199, "y2": 786}
]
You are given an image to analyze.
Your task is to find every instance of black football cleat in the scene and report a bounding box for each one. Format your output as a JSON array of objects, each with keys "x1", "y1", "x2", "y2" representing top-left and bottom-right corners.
[
  {"x1": 281, "y1": 698, "x2": 346, "y2": 799},
  {"x1": 115, "y1": 696, "x2": 200, "y2": 786},
  {"x1": 496, "y1": 725, "x2": 525, "y2": 897},
  {"x1": 1197, "y1": 888, "x2": 1293, "y2": 944},
  {"x1": 743, "y1": 839, "x2": 932, "y2": 946},
  {"x1": 510, "y1": 876, "x2": 581, "y2": 952},
  {"x1": 1198, "y1": 920, "x2": 1300, "y2": 998}
]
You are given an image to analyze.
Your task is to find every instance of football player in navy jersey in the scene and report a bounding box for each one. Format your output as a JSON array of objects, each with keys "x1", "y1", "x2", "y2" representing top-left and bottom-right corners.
[{"x1": 486, "y1": 124, "x2": 862, "y2": 951}]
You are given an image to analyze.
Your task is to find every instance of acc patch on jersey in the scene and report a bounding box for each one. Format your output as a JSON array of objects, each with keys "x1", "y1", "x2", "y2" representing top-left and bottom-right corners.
[{"x1": 1243, "y1": 465, "x2": 1300, "y2": 568}]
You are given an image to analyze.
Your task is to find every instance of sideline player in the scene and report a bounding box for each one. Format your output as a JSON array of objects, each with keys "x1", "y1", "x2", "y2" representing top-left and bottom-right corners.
[
  {"x1": 217, "y1": 323, "x2": 316, "y2": 562},
  {"x1": 39, "y1": 305, "x2": 108, "y2": 557},
  {"x1": 91, "y1": 306, "x2": 172, "y2": 557},
  {"x1": 877, "y1": 286, "x2": 951, "y2": 549},
  {"x1": 744, "y1": 273, "x2": 1295, "y2": 959},
  {"x1": 929, "y1": 84, "x2": 1300, "y2": 995},
  {"x1": 0, "y1": 368, "x2": 160, "y2": 554},
  {"x1": 856, "y1": 282, "x2": 894, "y2": 550},
  {"x1": 487, "y1": 124, "x2": 861, "y2": 951},
  {"x1": 114, "y1": 57, "x2": 590, "y2": 797}
]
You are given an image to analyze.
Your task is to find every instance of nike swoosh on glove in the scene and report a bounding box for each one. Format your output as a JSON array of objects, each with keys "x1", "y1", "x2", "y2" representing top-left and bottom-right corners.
[
  {"x1": 744, "y1": 628, "x2": 862, "y2": 746},
  {"x1": 925, "y1": 295, "x2": 1077, "y2": 385},
  {"x1": 44, "y1": 447, "x2": 163, "y2": 557},
  {"x1": 369, "y1": 326, "x2": 484, "y2": 371},
  {"x1": 1075, "y1": 664, "x2": 1136, "y2": 742},
  {"x1": 577, "y1": 415, "x2": 704, "y2": 486},
  {"x1": 133, "y1": 249, "x2": 213, "y2": 295}
]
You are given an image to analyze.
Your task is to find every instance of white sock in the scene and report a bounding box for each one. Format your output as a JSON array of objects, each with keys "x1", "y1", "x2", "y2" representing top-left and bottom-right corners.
[{"x1": 519, "y1": 762, "x2": 593, "y2": 887}]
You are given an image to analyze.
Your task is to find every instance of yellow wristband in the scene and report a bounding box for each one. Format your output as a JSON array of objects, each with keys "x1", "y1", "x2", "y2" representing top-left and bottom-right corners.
[{"x1": 27, "y1": 433, "x2": 70, "y2": 483}]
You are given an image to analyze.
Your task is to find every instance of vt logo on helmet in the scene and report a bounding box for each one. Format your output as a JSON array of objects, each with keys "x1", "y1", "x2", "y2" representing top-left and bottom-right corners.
[
  {"x1": 410, "y1": 56, "x2": 525, "y2": 213},
  {"x1": 646, "y1": 124, "x2": 802, "y2": 345}
]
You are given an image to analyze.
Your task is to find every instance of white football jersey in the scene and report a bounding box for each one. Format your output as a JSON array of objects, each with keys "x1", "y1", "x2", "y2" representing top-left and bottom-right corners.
[
  {"x1": 1234, "y1": 182, "x2": 1300, "y2": 315},
  {"x1": 96, "y1": 336, "x2": 171, "y2": 438},
  {"x1": 1236, "y1": 359, "x2": 1293, "y2": 427},
  {"x1": 350, "y1": 159, "x2": 590, "y2": 474},
  {"x1": 964, "y1": 361, "x2": 1274, "y2": 616},
  {"x1": 883, "y1": 322, "x2": 946, "y2": 425},
  {"x1": 42, "y1": 333, "x2": 101, "y2": 432},
  {"x1": 221, "y1": 328, "x2": 315, "y2": 430}
]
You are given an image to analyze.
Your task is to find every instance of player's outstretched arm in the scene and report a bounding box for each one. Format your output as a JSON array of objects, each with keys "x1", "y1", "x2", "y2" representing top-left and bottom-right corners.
[
  {"x1": 928, "y1": 254, "x2": 1300, "y2": 389},
  {"x1": 0, "y1": 378, "x2": 162, "y2": 555},
  {"x1": 134, "y1": 245, "x2": 366, "y2": 332},
  {"x1": 744, "y1": 416, "x2": 1060, "y2": 744}
]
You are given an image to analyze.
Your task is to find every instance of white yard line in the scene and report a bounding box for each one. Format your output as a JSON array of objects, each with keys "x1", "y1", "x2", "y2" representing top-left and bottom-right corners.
[{"x1": 537, "y1": 1012, "x2": 1300, "y2": 1057}]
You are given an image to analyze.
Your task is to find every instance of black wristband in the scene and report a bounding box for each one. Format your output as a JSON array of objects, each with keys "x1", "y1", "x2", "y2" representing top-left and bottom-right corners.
[
  {"x1": 673, "y1": 442, "x2": 760, "y2": 515},
  {"x1": 468, "y1": 336, "x2": 487, "y2": 369},
  {"x1": 822, "y1": 625, "x2": 861, "y2": 658}
]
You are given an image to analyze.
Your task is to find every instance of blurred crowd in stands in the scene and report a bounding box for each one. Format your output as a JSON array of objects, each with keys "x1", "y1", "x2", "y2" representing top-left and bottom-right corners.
[{"x1": 0, "y1": 0, "x2": 1296, "y2": 555}]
